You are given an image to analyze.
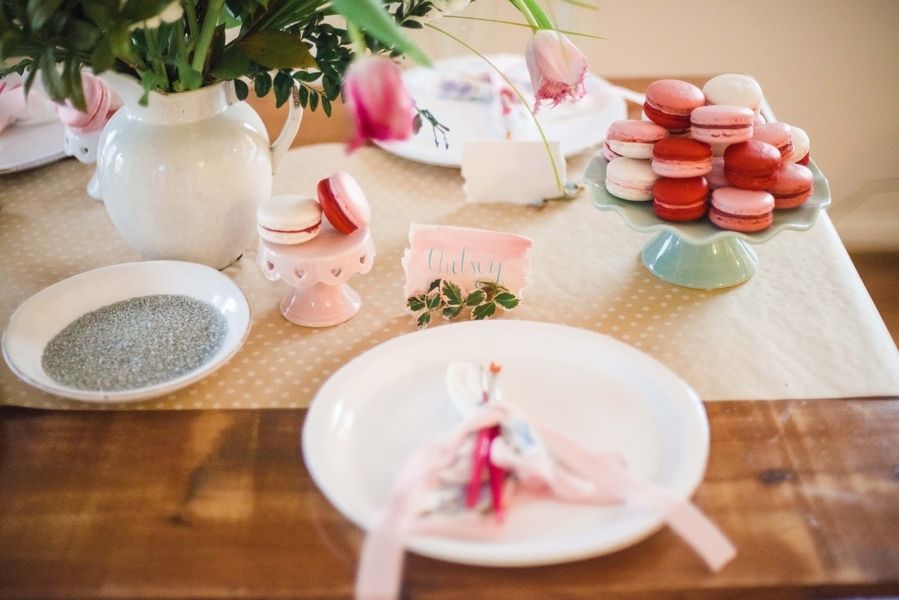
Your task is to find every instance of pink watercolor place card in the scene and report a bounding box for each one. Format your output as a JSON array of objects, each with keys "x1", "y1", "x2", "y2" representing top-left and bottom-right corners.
[
  {"x1": 461, "y1": 140, "x2": 566, "y2": 205},
  {"x1": 402, "y1": 224, "x2": 533, "y2": 298}
]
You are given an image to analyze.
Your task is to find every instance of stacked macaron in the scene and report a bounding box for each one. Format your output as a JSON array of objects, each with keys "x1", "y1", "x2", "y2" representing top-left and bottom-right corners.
[
  {"x1": 602, "y1": 74, "x2": 816, "y2": 232},
  {"x1": 257, "y1": 171, "x2": 371, "y2": 245}
]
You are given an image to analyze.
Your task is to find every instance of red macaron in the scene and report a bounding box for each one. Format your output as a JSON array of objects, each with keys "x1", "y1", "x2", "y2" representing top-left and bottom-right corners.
[
  {"x1": 651, "y1": 138, "x2": 713, "y2": 178},
  {"x1": 316, "y1": 171, "x2": 371, "y2": 234},
  {"x1": 768, "y1": 163, "x2": 814, "y2": 209},
  {"x1": 652, "y1": 176, "x2": 709, "y2": 222},
  {"x1": 723, "y1": 141, "x2": 782, "y2": 190},
  {"x1": 643, "y1": 79, "x2": 705, "y2": 132}
]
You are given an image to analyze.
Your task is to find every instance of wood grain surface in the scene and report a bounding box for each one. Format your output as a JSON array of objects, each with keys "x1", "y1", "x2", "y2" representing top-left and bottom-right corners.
[{"x1": 2, "y1": 400, "x2": 898, "y2": 599}]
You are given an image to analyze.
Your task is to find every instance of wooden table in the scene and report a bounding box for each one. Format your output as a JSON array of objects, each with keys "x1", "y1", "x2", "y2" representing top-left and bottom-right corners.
[{"x1": 2, "y1": 78, "x2": 898, "y2": 599}]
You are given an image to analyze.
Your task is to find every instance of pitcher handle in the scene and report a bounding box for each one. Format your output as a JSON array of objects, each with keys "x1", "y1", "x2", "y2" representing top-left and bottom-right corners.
[{"x1": 270, "y1": 85, "x2": 304, "y2": 175}]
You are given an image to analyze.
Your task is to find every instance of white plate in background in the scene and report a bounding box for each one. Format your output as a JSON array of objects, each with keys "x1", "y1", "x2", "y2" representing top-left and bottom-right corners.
[
  {"x1": 375, "y1": 54, "x2": 627, "y2": 168},
  {"x1": 0, "y1": 119, "x2": 66, "y2": 174}
]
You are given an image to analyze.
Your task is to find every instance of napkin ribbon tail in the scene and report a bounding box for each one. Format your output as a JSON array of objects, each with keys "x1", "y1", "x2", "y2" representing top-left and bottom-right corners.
[
  {"x1": 635, "y1": 485, "x2": 737, "y2": 572},
  {"x1": 355, "y1": 408, "x2": 505, "y2": 600},
  {"x1": 529, "y1": 417, "x2": 737, "y2": 572}
]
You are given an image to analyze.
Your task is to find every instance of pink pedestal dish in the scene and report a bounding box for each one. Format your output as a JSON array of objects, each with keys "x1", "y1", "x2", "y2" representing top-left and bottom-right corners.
[{"x1": 257, "y1": 223, "x2": 375, "y2": 327}]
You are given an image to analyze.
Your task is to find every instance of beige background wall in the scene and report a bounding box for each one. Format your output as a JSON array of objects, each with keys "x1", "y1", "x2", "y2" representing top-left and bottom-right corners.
[{"x1": 412, "y1": 0, "x2": 899, "y2": 251}]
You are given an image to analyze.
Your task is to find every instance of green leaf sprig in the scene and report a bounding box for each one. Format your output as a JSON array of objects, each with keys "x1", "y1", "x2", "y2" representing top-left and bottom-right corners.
[
  {"x1": 0, "y1": 0, "x2": 436, "y2": 111},
  {"x1": 407, "y1": 278, "x2": 520, "y2": 329}
]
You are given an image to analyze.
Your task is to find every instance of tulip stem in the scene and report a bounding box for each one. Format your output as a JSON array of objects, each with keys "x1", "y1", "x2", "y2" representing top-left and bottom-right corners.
[
  {"x1": 513, "y1": 0, "x2": 554, "y2": 29},
  {"x1": 192, "y1": 0, "x2": 225, "y2": 73},
  {"x1": 426, "y1": 23, "x2": 564, "y2": 196},
  {"x1": 507, "y1": 0, "x2": 539, "y2": 28},
  {"x1": 347, "y1": 22, "x2": 367, "y2": 55},
  {"x1": 445, "y1": 15, "x2": 606, "y2": 40}
]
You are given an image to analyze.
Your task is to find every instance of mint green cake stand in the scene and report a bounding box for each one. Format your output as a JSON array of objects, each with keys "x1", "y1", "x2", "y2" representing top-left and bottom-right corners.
[{"x1": 585, "y1": 157, "x2": 831, "y2": 290}]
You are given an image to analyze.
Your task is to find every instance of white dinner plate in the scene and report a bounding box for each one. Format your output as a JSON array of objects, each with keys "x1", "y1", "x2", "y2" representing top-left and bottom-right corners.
[
  {"x1": 374, "y1": 54, "x2": 627, "y2": 167},
  {"x1": 303, "y1": 320, "x2": 708, "y2": 566},
  {"x1": 0, "y1": 119, "x2": 66, "y2": 174},
  {"x1": 2, "y1": 260, "x2": 251, "y2": 403}
]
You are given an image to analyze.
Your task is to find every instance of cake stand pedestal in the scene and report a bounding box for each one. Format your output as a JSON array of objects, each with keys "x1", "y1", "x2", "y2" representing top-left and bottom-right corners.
[{"x1": 257, "y1": 224, "x2": 375, "y2": 327}]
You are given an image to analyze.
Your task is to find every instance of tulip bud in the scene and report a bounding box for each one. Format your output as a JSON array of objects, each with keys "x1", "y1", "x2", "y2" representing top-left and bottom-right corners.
[
  {"x1": 525, "y1": 29, "x2": 588, "y2": 112},
  {"x1": 343, "y1": 56, "x2": 417, "y2": 152}
]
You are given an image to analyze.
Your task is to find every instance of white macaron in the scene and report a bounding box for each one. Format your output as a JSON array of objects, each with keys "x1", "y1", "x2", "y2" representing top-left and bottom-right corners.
[{"x1": 257, "y1": 195, "x2": 322, "y2": 245}]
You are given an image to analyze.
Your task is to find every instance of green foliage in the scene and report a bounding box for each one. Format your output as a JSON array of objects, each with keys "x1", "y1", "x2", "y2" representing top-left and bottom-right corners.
[
  {"x1": 331, "y1": 0, "x2": 430, "y2": 66},
  {"x1": 406, "y1": 279, "x2": 521, "y2": 329},
  {"x1": 0, "y1": 0, "x2": 437, "y2": 110}
]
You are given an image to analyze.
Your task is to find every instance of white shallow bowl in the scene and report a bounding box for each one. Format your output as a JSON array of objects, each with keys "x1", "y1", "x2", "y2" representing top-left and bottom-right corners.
[
  {"x1": 2, "y1": 260, "x2": 251, "y2": 403},
  {"x1": 303, "y1": 320, "x2": 708, "y2": 567}
]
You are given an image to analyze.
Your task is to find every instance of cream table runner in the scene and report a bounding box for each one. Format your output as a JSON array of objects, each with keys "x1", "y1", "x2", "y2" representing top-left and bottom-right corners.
[{"x1": 2, "y1": 144, "x2": 898, "y2": 410}]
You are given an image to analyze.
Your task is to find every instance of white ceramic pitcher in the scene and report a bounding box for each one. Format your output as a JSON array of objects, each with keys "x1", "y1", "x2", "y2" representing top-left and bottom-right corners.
[{"x1": 96, "y1": 73, "x2": 302, "y2": 269}]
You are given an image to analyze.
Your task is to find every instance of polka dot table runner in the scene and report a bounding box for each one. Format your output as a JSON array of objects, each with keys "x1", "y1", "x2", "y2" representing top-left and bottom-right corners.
[{"x1": 1, "y1": 145, "x2": 898, "y2": 409}]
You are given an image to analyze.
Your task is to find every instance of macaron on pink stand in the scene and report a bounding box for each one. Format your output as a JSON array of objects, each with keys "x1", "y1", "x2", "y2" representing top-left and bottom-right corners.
[{"x1": 256, "y1": 174, "x2": 376, "y2": 327}]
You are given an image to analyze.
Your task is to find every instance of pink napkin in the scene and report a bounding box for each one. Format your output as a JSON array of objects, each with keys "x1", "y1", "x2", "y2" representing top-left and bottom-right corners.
[
  {"x1": 56, "y1": 73, "x2": 121, "y2": 133},
  {"x1": 355, "y1": 363, "x2": 736, "y2": 600},
  {"x1": 0, "y1": 76, "x2": 26, "y2": 133}
]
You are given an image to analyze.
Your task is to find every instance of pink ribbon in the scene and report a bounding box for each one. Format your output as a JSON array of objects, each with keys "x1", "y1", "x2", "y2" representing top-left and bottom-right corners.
[{"x1": 355, "y1": 404, "x2": 735, "y2": 600}]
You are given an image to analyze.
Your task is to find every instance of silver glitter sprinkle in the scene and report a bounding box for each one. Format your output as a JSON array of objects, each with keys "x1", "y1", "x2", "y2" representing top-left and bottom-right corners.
[{"x1": 41, "y1": 294, "x2": 228, "y2": 391}]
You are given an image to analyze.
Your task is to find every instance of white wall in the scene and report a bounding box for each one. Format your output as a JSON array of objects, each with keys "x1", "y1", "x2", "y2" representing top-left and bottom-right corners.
[{"x1": 414, "y1": 0, "x2": 899, "y2": 251}]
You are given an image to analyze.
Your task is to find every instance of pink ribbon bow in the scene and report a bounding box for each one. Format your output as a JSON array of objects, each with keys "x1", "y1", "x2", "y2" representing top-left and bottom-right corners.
[{"x1": 355, "y1": 365, "x2": 736, "y2": 600}]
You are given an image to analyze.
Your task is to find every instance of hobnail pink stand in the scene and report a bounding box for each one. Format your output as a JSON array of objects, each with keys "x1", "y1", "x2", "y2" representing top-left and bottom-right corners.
[{"x1": 257, "y1": 224, "x2": 375, "y2": 327}]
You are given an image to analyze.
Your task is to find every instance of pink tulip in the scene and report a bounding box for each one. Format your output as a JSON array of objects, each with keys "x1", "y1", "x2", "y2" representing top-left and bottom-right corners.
[
  {"x1": 525, "y1": 29, "x2": 588, "y2": 112},
  {"x1": 343, "y1": 56, "x2": 417, "y2": 152}
]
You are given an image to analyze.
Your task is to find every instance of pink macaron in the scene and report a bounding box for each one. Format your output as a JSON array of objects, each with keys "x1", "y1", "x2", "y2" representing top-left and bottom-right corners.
[
  {"x1": 768, "y1": 163, "x2": 814, "y2": 209},
  {"x1": 710, "y1": 187, "x2": 774, "y2": 232},
  {"x1": 605, "y1": 119, "x2": 669, "y2": 159},
  {"x1": 601, "y1": 141, "x2": 622, "y2": 162},
  {"x1": 317, "y1": 171, "x2": 371, "y2": 234},
  {"x1": 643, "y1": 79, "x2": 705, "y2": 132},
  {"x1": 690, "y1": 105, "x2": 755, "y2": 145},
  {"x1": 651, "y1": 138, "x2": 713, "y2": 178},
  {"x1": 752, "y1": 122, "x2": 793, "y2": 158},
  {"x1": 707, "y1": 157, "x2": 729, "y2": 190}
]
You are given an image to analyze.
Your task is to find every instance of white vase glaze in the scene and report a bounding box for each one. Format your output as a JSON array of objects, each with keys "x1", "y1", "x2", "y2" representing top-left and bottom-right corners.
[{"x1": 96, "y1": 74, "x2": 302, "y2": 269}]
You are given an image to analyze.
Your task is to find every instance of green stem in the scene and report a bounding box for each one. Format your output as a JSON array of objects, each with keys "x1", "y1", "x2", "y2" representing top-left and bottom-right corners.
[
  {"x1": 559, "y1": 0, "x2": 598, "y2": 10},
  {"x1": 507, "y1": 0, "x2": 539, "y2": 28},
  {"x1": 426, "y1": 23, "x2": 564, "y2": 196},
  {"x1": 445, "y1": 15, "x2": 606, "y2": 40},
  {"x1": 347, "y1": 21, "x2": 366, "y2": 55},
  {"x1": 518, "y1": 0, "x2": 554, "y2": 29},
  {"x1": 144, "y1": 27, "x2": 170, "y2": 90},
  {"x1": 191, "y1": 0, "x2": 225, "y2": 73},
  {"x1": 184, "y1": 1, "x2": 200, "y2": 50}
]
